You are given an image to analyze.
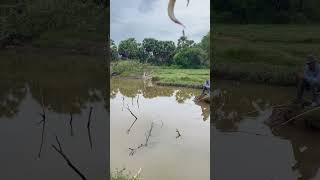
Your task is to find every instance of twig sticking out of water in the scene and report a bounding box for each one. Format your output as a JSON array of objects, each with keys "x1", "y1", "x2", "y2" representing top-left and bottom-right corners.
[
  {"x1": 128, "y1": 122, "x2": 154, "y2": 156},
  {"x1": 126, "y1": 104, "x2": 138, "y2": 134},
  {"x1": 52, "y1": 136, "x2": 87, "y2": 180},
  {"x1": 121, "y1": 96, "x2": 125, "y2": 111},
  {"x1": 37, "y1": 89, "x2": 46, "y2": 158},
  {"x1": 144, "y1": 122, "x2": 154, "y2": 146},
  {"x1": 87, "y1": 107, "x2": 93, "y2": 149},
  {"x1": 176, "y1": 128, "x2": 181, "y2": 138},
  {"x1": 126, "y1": 104, "x2": 137, "y2": 120},
  {"x1": 69, "y1": 113, "x2": 74, "y2": 136},
  {"x1": 137, "y1": 95, "x2": 140, "y2": 109}
]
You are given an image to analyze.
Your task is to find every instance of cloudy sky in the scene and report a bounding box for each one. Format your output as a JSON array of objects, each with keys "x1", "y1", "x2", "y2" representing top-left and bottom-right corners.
[{"x1": 111, "y1": 0, "x2": 210, "y2": 45}]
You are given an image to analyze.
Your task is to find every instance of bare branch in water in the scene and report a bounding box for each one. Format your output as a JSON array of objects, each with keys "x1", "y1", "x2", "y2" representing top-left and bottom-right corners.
[
  {"x1": 176, "y1": 128, "x2": 181, "y2": 139},
  {"x1": 52, "y1": 136, "x2": 87, "y2": 180},
  {"x1": 128, "y1": 122, "x2": 154, "y2": 156},
  {"x1": 37, "y1": 89, "x2": 46, "y2": 158},
  {"x1": 121, "y1": 96, "x2": 125, "y2": 111},
  {"x1": 126, "y1": 104, "x2": 139, "y2": 134},
  {"x1": 69, "y1": 113, "x2": 74, "y2": 136},
  {"x1": 127, "y1": 118, "x2": 138, "y2": 134},
  {"x1": 137, "y1": 95, "x2": 140, "y2": 109},
  {"x1": 126, "y1": 104, "x2": 137, "y2": 120},
  {"x1": 87, "y1": 107, "x2": 93, "y2": 149},
  {"x1": 145, "y1": 122, "x2": 154, "y2": 146}
]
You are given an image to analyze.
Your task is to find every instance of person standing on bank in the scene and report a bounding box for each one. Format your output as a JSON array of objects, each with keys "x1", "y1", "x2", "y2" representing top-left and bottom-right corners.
[{"x1": 295, "y1": 54, "x2": 320, "y2": 106}]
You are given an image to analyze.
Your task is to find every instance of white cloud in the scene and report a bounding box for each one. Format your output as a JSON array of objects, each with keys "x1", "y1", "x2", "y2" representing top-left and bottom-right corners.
[{"x1": 111, "y1": 0, "x2": 210, "y2": 45}]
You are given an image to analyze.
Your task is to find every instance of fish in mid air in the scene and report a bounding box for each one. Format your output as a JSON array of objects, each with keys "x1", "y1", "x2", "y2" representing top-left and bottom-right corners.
[{"x1": 168, "y1": 0, "x2": 190, "y2": 28}]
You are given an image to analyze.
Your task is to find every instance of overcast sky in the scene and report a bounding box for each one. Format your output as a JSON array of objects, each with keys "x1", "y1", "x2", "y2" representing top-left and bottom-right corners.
[{"x1": 111, "y1": 0, "x2": 210, "y2": 45}]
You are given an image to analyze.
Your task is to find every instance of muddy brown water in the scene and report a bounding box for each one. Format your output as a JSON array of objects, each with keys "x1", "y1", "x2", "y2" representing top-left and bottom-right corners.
[
  {"x1": 110, "y1": 78, "x2": 210, "y2": 180},
  {"x1": 213, "y1": 80, "x2": 320, "y2": 180},
  {"x1": 0, "y1": 52, "x2": 107, "y2": 180}
]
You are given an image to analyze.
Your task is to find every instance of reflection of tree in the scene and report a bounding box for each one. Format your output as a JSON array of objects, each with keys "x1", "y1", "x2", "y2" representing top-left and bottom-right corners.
[
  {"x1": 0, "y1": 77, "x2": 26, "y2": 118},
  {"x1": 24, "y1": 56, "x2": 106, "y2": 114},
  {"x1": 195, "y1": 101, "x2": 210, "y2": 121},
  {"x1": 175, "y1": 89, "x2": 195, "y2": 103},
  {"x1": 111, "y1": 79, "x2": 210, "y2": 121},
  {"x1": 212, "y1": 81, "x2": 295, "y2": 131},
  {"x1": 29, "y1": 76, "x2": 104, "y2": 114}
]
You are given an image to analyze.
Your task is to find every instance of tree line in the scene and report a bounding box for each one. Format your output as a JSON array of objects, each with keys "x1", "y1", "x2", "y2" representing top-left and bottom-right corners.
[
  {"x1": 110, "y1": 33, "x2": 210, "y2": 68},
  {"x1": 213, "y1": 0, "x2": 320, "y2": 23}
]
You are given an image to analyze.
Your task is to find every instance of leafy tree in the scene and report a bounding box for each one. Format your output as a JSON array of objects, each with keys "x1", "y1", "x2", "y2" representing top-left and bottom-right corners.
[
  {"x1": 173, "y1": 48, "x2": 206, "y2": 68},
  {"x1": 199, "y1": 32, "x2": 210, "y2": 66},
  {"x1": 177, "y1": 35, "x2": 195, "y2": 51},
  {"x1": 110, "y1": 39, "x2": 118, "y2": 61},
  {"x1": 152, "y1": 40, "x2": 176, "y2": 65},
  {"x1": 118, "y1": 38, "x2": 139, "y2": 59}
]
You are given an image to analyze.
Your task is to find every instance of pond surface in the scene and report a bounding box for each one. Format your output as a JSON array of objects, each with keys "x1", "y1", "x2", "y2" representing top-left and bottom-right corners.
[
  {"x1": 213, "y1": 80, "x2": 320, "y2": 180},
  {"x1": 0, "y1": 51, "x2": 107, "y2": 180},
  {"x1": 110, "y1": 79, "x2": 210, "y2": 180}
]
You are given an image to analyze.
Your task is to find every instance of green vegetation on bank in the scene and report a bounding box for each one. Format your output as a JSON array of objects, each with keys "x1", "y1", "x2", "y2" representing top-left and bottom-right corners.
[
  {"x1": 213, "y1": 24, "x2": 320, "y2": 85},
  {"x1": 110, "y1": 168, "x2": 140, "y2": 180},
  {"x1": 110, "y1": 32, "x2": 210, "y2": 86},
  {"x1": 111, "y1": 60, "x2": 209, "y2": 87}
]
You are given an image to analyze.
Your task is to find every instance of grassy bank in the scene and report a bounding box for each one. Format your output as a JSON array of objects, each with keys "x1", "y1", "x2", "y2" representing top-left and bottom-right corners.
[
  {"x1": 111, "y1": 61, "x2": 209, "y2": 87},
  {"x1": 213, "y1": 24, "x2": 320, "y2": 85}
]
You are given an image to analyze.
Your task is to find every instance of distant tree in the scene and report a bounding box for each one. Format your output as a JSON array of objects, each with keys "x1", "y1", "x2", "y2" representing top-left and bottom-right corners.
[
  {"x1": 153, "y1": 40, "x2": 176, "y2": 64},
  {"x1": 110, "y1": 39, "x2": 118, "y2": 61},
  {"x1": 118, "y1": 38, "x2": 139, "y2": 59},
  {"x1": 199, "y1": 32, "x2": 210, "y2": 66},
  {"x1": 177, "y1": 35, "x2": 195, "y2": 51}
]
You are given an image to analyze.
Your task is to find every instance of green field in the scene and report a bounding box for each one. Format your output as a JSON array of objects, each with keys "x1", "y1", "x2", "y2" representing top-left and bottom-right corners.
[
  {"x1": 152, "y1": 66, "x2": 209, "y2": 87},
  {"x1": 213, "y1": 24, "x2": 320, "y2": 85},
  {"x1": 111, "y1": 61, "x2": 209, "y2": 87}
]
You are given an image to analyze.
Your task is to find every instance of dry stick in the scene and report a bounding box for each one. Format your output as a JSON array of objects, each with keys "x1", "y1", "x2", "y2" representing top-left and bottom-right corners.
[
  {"x1": 145, "y1": 122, "x2": 154, "y2": 146},
  {"x1": 126, "y1": 104, "x2": 137, "y2": 120},
  {"x1": 69, "y1": 113, "x2": 74, "y2": 136},
  {"x1": 176, "y1": 128, "x2": 181, "y2": 138},
  {"x1": 128, "y1": 122, "x2": 154, "y2": 156},
  {"x1": 121, "y1": 96, "x2": 125, "y2": 111},
  {"x1": 52, "y1": 136, "x2": 87, "y2": 180},
  {"x1": 87, "y1": 107, "x2": 93, "y2": 149},
  {"x1": 38, "y1": 89, "x2": 46, "y2": 158},
  {"x1": 137, "y1": 95, "x2": 140, "y2": 109},
  {"x1": 272, "y1": 106, "x2": 320, "y2": 131}
]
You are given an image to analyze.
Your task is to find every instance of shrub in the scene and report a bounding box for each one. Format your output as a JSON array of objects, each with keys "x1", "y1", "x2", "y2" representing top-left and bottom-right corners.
[{"x1": 173, "y1": 48, "x2": 206, "y2": 68}]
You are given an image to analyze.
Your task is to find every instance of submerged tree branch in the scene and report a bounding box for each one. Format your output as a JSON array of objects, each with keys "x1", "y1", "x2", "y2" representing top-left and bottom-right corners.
[{"x1": 52, "y1": 136, "x2": 87, "y2": 180}]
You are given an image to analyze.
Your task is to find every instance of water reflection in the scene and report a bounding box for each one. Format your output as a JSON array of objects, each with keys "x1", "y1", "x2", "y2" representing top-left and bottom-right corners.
[
  {"x1": 111, "y1": 78, "x2": 210, "y2": 180},
  {"x1": 0, "y1": 51, "x2": 107, "y2": 180},
  {"x1": 213, "y1": 80, "x2": 320, "y2": 180},
  {"x1": 111, "y1": 78, "x2": 210, "y2": 121}
]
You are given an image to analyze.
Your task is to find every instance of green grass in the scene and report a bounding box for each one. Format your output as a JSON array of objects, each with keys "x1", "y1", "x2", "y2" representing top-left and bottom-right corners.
[
  {"x1": 111, "y1": 60, "x2": 209, "y2": 87},
  {"x1": 152, "y1": 66, "x2": 209, "y2": 86},
  {"x1": 213, "y1": 24, "x2": 320, "y2": 85},
  {"x1": 111, "y1": 60, "x2": 148, "y2": 77},
  {"x1": 110, "y1": 168, "x2": 140, "y2": 180}
]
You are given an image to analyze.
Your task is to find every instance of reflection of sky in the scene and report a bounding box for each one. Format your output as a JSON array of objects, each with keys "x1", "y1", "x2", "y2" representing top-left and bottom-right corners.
[{"x1": 110, "y1": 0, "x2": 210, "y2": 44}]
